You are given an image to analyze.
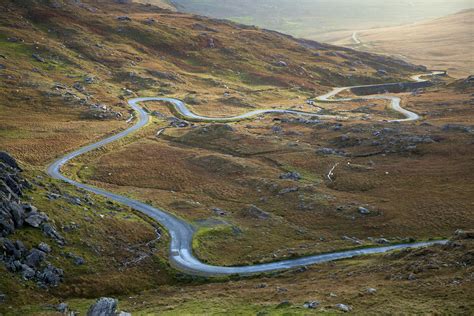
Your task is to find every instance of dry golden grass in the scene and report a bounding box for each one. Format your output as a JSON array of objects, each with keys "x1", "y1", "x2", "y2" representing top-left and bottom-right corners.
[{"x1": 331, "y1": 9, "x2": 474, "y2": 78}]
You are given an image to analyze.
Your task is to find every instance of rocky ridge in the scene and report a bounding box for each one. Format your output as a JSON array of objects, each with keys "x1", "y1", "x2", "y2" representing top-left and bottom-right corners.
[{"x1": 0, "y1": 152, "x2": 64, "y2": 288}]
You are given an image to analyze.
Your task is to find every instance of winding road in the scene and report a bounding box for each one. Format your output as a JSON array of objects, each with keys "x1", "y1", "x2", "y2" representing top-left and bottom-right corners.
[{"x1": 47, "y1": 72, "x2": 446, "y2": 276}]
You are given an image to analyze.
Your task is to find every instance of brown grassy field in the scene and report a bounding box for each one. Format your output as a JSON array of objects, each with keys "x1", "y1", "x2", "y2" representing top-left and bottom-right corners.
[
  {"x1": 69, "y1": 82, "x2": 474, "y2": 268},
  {"x1": 330, "y1": 9, "x2": 474, "y2": 78},
  {"x1": 0, "y1": 0, "x2": 473, "y2": 314}
]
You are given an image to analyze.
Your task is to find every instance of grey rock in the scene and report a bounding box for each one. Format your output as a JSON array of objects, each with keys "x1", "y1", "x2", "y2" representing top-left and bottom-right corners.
[
  {"x1": 73, "y1": 83, "x2": 85, "y2": 92},
  {"x1": 245, "y1": 205, "x2": 270, "y2": 220},
  {"x1": 84, "y1": 76, "x2": 95, "y2": 84},
  {"x1": 41, "y1": 223, "x2": 65, "y2": 245},
  {"x1": 37, "y1": 264, "x2": 63, "y2": 286},
  {"x1": 442, "y1": 124, "x2": 472, "y2": 133},
  {"x1": 25, "y1": 211, "x2": 48, "y2": 228},
  {"x1": 276, "y1": 60, "x2": 288, "y2": 67},
  {"x1": 280, "y1": 172, "x2": 301, "y2": 181},
  {"x1": 20, "y1": 264, "x2": 36, "y2": 280},
  {"x1": 0, "y1": 152, "x2": 20, "y2": 170},
  {"x1": 8, "y1": 202, "x2": 25, "y2": 227},
  {"x1": 358, "y1": 207, "x2": 370, "y2": 215},
  {"x1": 316, "y1": 147, "x2": 345, "y2": 156},
  {"x1": 144, "y1": 17, "x2": 156, "y2": 25},
  {"x1": 117, "y1": 16, "x2": 132, "y2": 21},
  {"x1": 303, "y1": 301, "x2": 320, "y2": 309},
  {"x1": 25, "y1": 248, "x2": 46, "y2": 268},
  {"x1": 0, "y1": 293, "x2": 6, "y2": 303},
  {"x1": 279, "y1": 187, "x2": 299, "y2": 195},
  {"x1": 375, "y1": 238, "x2": 390, "y2": 244},
  {"x1": 335, "y1": 303, "x2": 352, "y2": 312},
  {"x1": 212, "y1": 208, "x2": 227, "y2": 216},
  {"x1": 366, "y1": 287, "x2": 377, "y2": 294},
  {"x1": 0, "y1": 64, "x2": 5, "y2": 70},
  {"x1": 32, "y1": 54, "x2": 45, "y2": 63},
  {"x1": 38, "y1": 242, "x2": 51, "y2": 253},
  {"x1": 46, "y1": 192, "x2": 61, "y2": 200},
  {"x1": 87, "y1": 297, "x2": 118, "y2": 316},
  {"x1": 57, "y1": 302, "x2": 68, "y2": 313}
]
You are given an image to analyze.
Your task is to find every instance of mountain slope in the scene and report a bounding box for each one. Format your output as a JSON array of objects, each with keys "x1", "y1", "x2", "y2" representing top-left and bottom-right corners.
[
  {"x1": 1, "y1": 0, "x2": 473, "y2": 315},
  {"x1": 0, "y1": 0, "x2": 423, "y2": 166},
  {"x1": 331, "y1": 9, "x2": 474, "y2": 78}
]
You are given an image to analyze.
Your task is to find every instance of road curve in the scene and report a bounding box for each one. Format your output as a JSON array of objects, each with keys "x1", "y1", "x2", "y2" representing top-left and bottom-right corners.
[
  {"x1": 47, "y1": 72, "x2": 447, "y2": 276},
  {"x1": 317, "y1": 71, "x2": 445, "y2": 122}
]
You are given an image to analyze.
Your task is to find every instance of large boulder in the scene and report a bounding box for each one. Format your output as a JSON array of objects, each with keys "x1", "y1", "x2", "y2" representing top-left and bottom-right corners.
[
  {"x1": 0, "y1": 152, "x2": 20, "y2": 170},
  {"x1": 24, "y1": 211, "x2": 48, "y2": 228},
  {"x1": 24, "y1": 248, "x2": 46, "y2": 268},
  {"x1": 87, "y1": 297, "x2": 118, "y2": 316},
  {"x1": 41, "y1": 223, "x2": 65, "y2": 245},
  {"x1": 37, "y1": 264, "x2": 63, "y2": 287},
  {"x1": 243, "y1": 205, "x2": 270, "y2": 220}
]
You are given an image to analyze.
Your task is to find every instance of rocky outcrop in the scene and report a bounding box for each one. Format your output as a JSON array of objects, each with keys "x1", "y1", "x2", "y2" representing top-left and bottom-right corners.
[
  {"x1": 0, "y1": 152, "x2": 65, "y2": 287},
  {"x1": 87, "y1": 297, "x2": 130, "y2": 316},
  {"x1": 351, "y1": 81, "x2": 432, "y2": 95}
]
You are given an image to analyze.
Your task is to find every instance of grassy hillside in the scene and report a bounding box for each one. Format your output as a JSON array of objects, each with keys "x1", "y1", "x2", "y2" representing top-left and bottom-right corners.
[
  {"x1": 330, "y1": 9, "x2": 474, "y2": 78},
  {"x1": 169, "y1": 0, "x2": 474, "y2": 39},
  {"x1": 0, "y1": 0, "x2": 422, "y2": 166},
  {"x1": 0, "y1": 0, "x2": 473, "y2": 314}
]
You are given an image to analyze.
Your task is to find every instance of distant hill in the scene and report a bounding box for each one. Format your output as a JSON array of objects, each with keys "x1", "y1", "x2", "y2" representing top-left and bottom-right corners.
[
  {"x1": 133, "y1": 0, "x2": 176, "y2": 10},
  {"x1": 330, "y1": 9, "x2": 474, "y2": 78},
  {"x1": 167, "y1": 0, "x2": 474, "y2": 40}
]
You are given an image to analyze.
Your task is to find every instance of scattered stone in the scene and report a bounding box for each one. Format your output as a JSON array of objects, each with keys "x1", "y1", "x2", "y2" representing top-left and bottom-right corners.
[
  {"x1": 316, "y1": 147, "x2": 345, "y2": 156},
  {"x1": 47, "y1": 193, "x2": 61, "y2": 201},
  {"x1": 279, "y1": 187, "x2": 299, "y2": 195},
  {"x1": 205, "y1": 37, "x2": 215, "y2": 48},
  {"x1": 41, "y1": 223, "x2": 65, "y2": 245},
  {"x1": 373, "y1": 238, "x2": 390, "y2": 244},
  {"x1": 37, "y1": 264, "x2": 64, "y2": 286},
  {"x1": 335, "y1": 303, "x2": 352, "y2": 312},
  {"x1": 32, "y1": 54, "x2": 45, "y2": 63},
  {"x1": 24, "y1": 211, "x2": 48, "y2": 228},
  {"x1": 24, "y1": 248, "x2": 46, "y2": 268},
  {"x1": 20, "y1": 264, "x2": 36, "y2": 280},
  {"x1": 279, "y1": 172, "x2": 301, "y2": 181},
  {"x1": 73, "y1": 82, "x2": 85, "y2": 92},
  {"x1": 87, "y1": 297, "x2": 118, "y2": 316},
  {"x1": 442, "y1": 124, "x2": 472, "y2": 133},
  {"x1": 303, "y1": 301, "x2": 320, "y2": 309},
  {"x1": 244, "y1": 205, "x2": 270, "y2": 220},
  {"x1": 276, "y1": 60, "x2": 288, "y2": 67},
  {"x1": 144, "y1": 17, "x2": 156, "y2": 25},
  {"x1": 342, "y1": 236, "x2": 363, "y2": 245},
  {"x1": 358, "y1": 206, "x2": 370, "y2": 215},
  {"x1": 66, "y1": 252, "x2": 85, "y2": 265},
  {"x1": 366, "y1": 288, "x2": 377, "y2": 294},
  {"x1": 212, "y1": 208, "x2": 227, "y2": 216},
  {"x1": 117, "y1": 16, "x2": 132, "y2": 22},
  {"x1": 0, "y1": 152, "x2": 21, "y2": 170},
  {"x1": 454, "y1": 229, "x2": 474, "y2": 240},
  {"x1": 57, "y1": 302, "x2": 68, "y2": 313},
  {"x1": 37, "y1": 242, "x2": 51, "y2": 253},
  {"x1": 84, "y1": 76, "x2": 95, "y2": 84}
]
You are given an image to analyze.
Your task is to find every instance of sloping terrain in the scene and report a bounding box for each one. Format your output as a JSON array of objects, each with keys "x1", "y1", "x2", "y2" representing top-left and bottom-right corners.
[
  {"x1": 0, "y1": 0, "x2": 473, "y2": 314},
  {"x1": 0, "y1": 0, "x2": 422, "y2": 165},
  {"x1": 166, "y1": 0, "x2": 473, "y2": 40},
  {"x1": 330, "y1": 9, "x2": 474, "y2": 78}
]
